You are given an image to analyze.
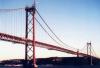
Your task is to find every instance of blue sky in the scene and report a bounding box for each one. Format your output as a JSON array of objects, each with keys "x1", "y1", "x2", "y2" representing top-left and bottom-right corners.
[{"x1": 0, "y1": 0, "x2": 100, "y2": 60}]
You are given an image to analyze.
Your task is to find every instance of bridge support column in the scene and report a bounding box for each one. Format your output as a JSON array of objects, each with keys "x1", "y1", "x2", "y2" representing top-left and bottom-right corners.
[
  {"x1": 87, "y1": 42, "x2": 93, "y2": 66},
  {"x1": 77, "y1": 49, "x2": 79, "y2": 57},
  {"x1": 24, "y1": 6, "x2": 37, "y2": 68}
]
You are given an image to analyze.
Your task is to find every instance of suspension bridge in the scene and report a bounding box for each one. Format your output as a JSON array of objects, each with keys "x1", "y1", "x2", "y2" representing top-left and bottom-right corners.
[{"x1": 0, "y1": 5, "x2": 99, "y2": 68}]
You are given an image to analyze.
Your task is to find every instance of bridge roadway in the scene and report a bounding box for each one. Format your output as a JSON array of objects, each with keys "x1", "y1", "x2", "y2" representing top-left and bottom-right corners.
[{"x1": 0, "y1": 32, "x2": 98, "y2": 58}]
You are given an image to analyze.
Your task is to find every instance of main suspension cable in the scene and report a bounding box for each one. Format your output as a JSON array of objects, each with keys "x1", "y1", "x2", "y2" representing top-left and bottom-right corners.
[
  {"x1": 0, "y1": 8, "x2": 24, "y2": 12},
  {"x1": 35, "y1": 9, "x2": 76, "y2": 50},
  {"x1": 35, "y1": 17, "x2": 62, "y2": 46}
]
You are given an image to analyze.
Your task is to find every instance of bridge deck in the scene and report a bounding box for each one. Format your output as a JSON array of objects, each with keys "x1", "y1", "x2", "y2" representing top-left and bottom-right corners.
[{"x1": 0, "y1": 32, "x2": 98, "y2": 59}]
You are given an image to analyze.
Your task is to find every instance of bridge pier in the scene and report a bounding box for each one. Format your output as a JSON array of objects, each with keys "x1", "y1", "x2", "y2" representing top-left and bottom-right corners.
[{"x1": 87, "y1": 42, "x2": 93, "y2": 66}]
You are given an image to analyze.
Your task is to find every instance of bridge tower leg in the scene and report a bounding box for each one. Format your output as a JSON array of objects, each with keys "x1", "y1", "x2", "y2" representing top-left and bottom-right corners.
[
  {"x1": 77, "y1": 49, "x2": 79, "y2": 57},
  {"x1": 24, "y1": 6, "x2": 37, "y2": 68},
  {"x1": 87, "y1": 42, "x2": 93, "y2": 66}
]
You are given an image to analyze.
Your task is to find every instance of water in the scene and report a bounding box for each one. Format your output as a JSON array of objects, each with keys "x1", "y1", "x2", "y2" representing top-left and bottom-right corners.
[
  {"x1": 0, "y1": 63, "x2": 100, "y2": 68},
  {"x1": 38, "y1": 65, "x2": 100, "y2": 68}
]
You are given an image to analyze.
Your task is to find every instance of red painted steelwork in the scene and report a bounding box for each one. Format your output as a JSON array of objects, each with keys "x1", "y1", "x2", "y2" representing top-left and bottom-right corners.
[
  {"x1": 0, "y1": 32, "x2": 86, "y2": 56},
  {"x1": 32, "y1": 6, "x2": 36, "y2": 67},
  {"x1": 0, "y1": 32, "x2": 98, "y2": 59}
]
